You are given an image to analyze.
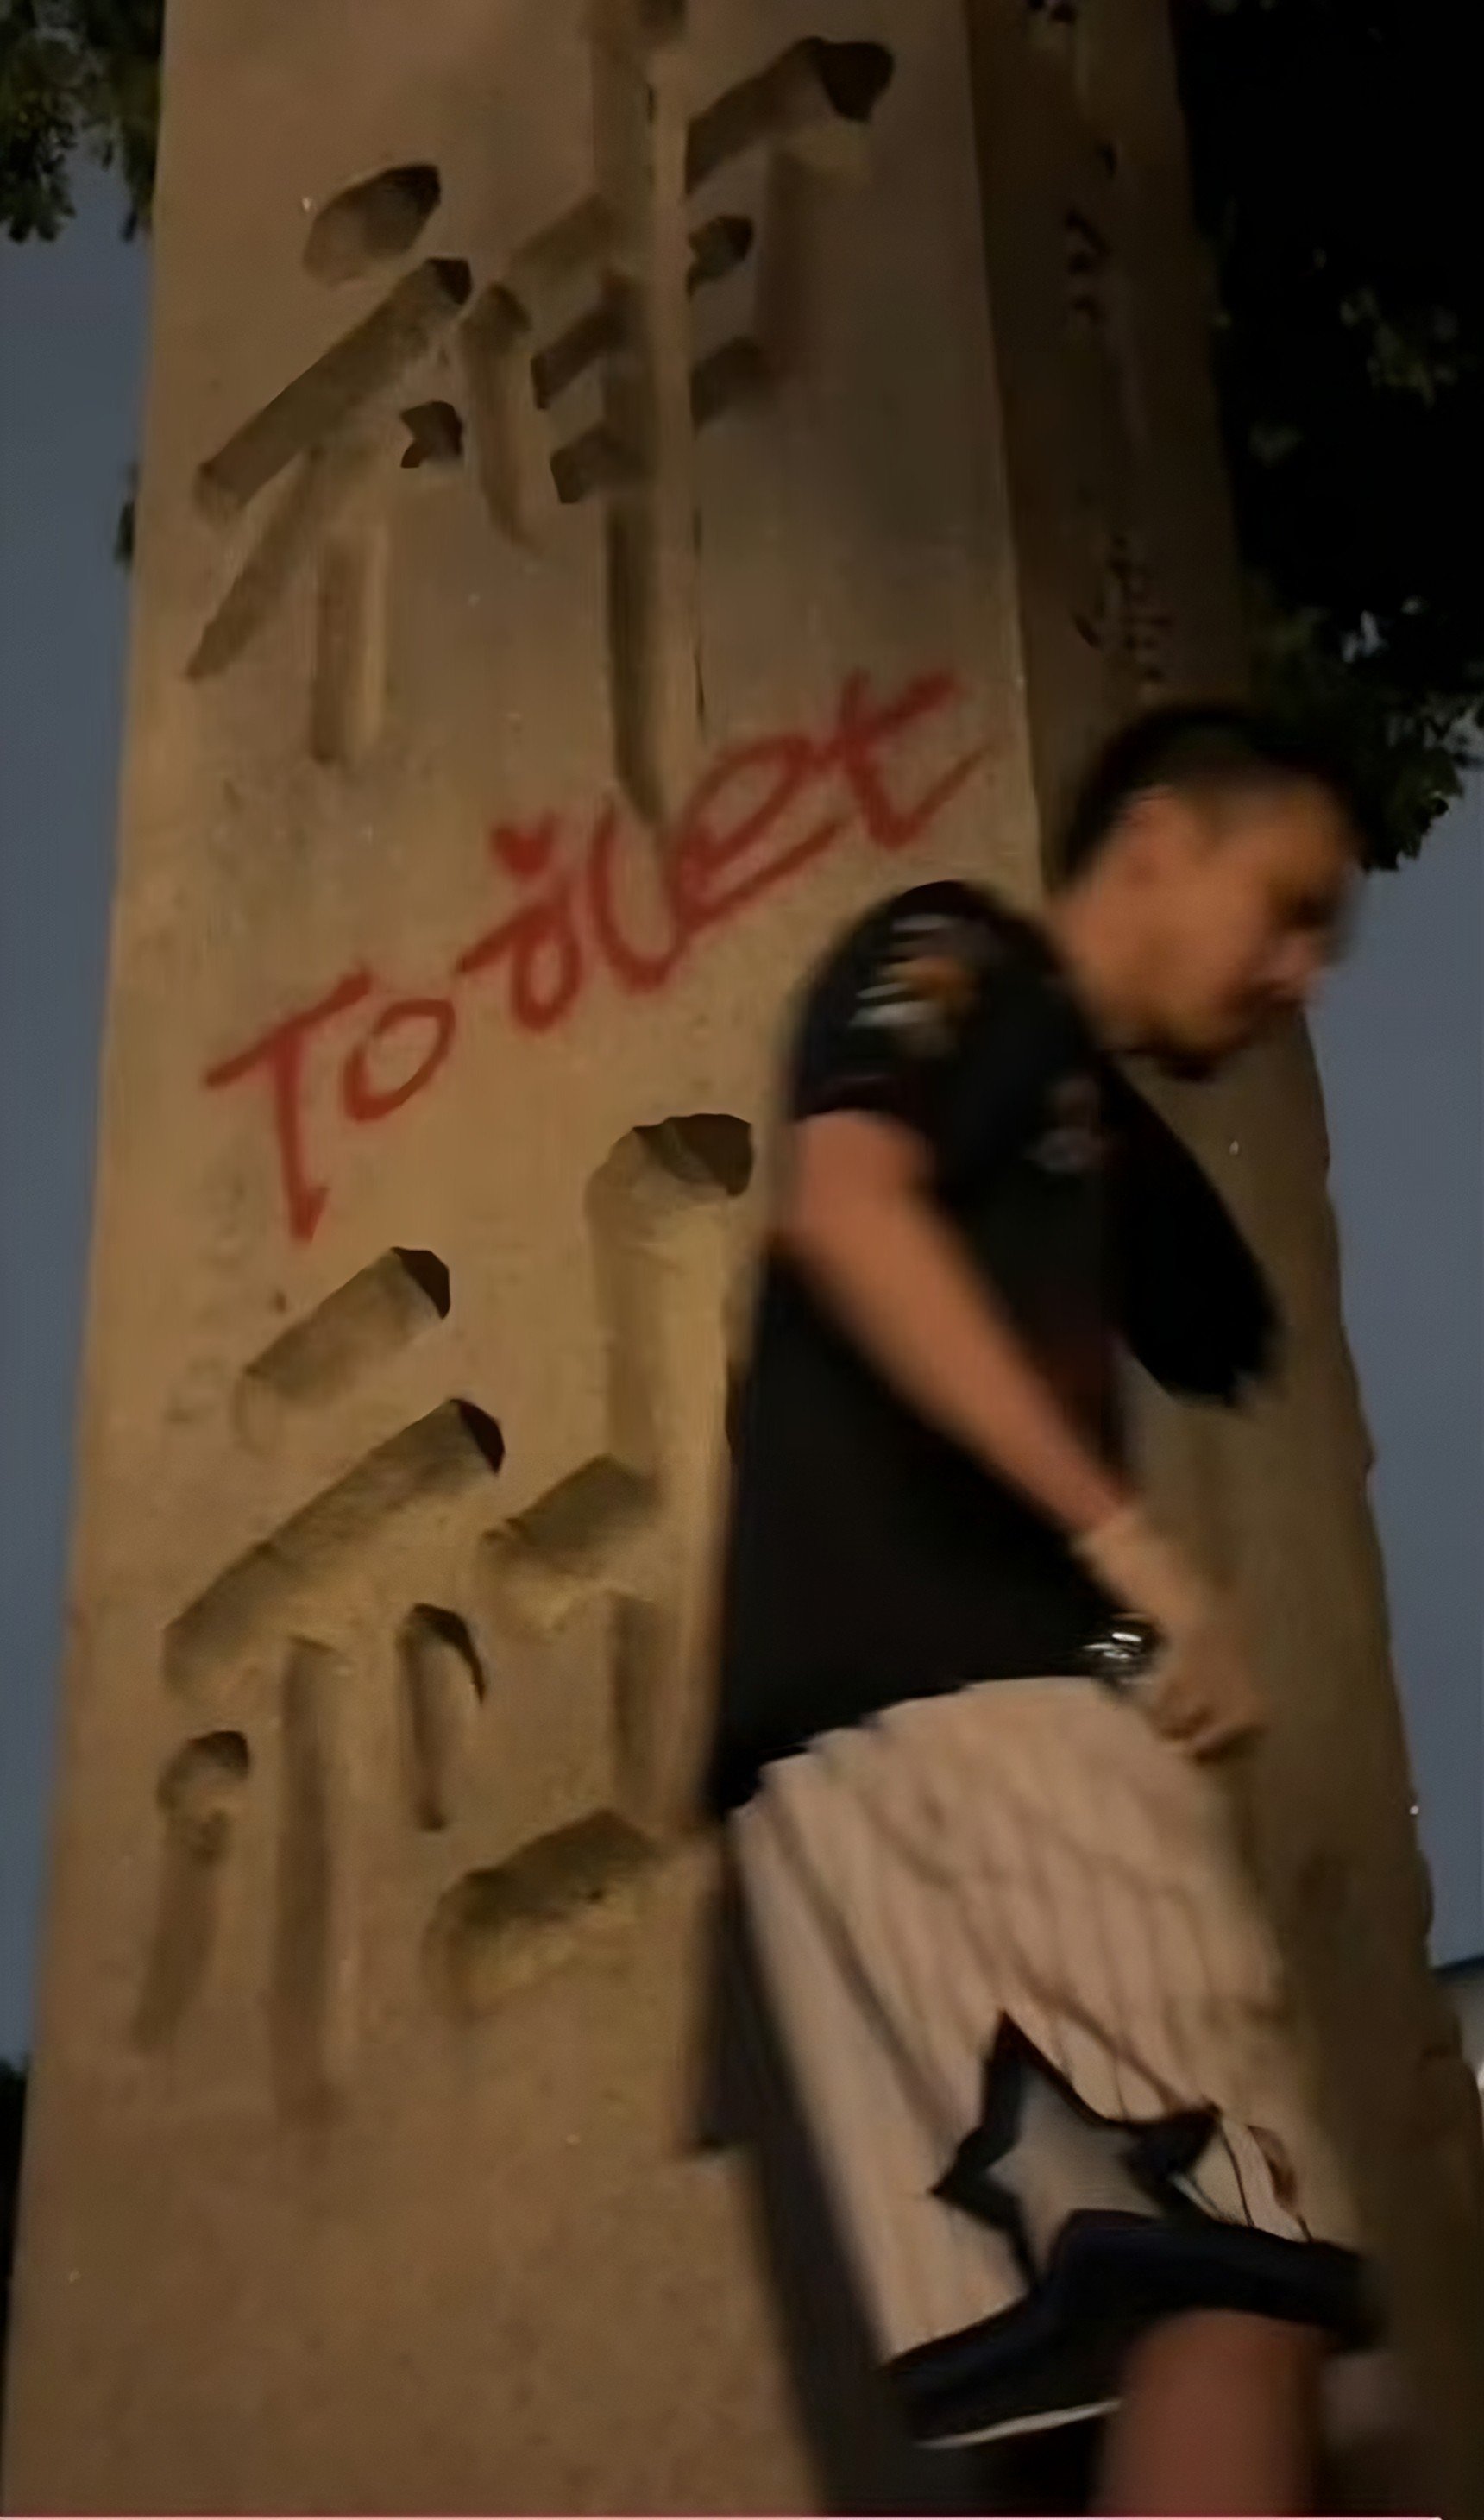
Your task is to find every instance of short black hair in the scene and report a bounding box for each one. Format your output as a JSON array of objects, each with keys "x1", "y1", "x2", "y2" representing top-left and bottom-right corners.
[{"x1": 1053, "y1": 702, "x2": 1370, "y2": 886}]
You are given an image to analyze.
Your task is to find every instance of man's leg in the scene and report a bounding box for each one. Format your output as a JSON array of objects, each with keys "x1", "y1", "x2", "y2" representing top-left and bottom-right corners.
[{"x1": 1095, "y1": 2310, "x2": 1326, "y2": 2516}]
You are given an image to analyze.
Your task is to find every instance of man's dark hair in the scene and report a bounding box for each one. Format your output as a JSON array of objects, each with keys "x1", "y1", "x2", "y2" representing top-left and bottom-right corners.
[{"x1": 1053, "y1": 702, "x2": 1371, "y2": 886}]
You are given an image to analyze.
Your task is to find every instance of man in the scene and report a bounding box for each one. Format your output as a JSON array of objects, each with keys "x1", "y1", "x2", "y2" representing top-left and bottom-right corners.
[{"x1": 705, "y1": 705, "x2": 1375, "y2": 2515}]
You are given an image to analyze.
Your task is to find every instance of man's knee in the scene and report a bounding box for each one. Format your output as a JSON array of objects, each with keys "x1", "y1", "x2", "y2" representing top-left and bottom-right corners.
[{"x1": 1123, "y1": 2307, "x2": 1326, "y2": 2394}]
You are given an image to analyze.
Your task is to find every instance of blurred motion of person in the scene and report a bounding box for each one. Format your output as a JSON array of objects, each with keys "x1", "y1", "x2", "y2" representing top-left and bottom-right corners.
[{"x1": 704, "y1": 706, "x2": 1374, "y2": 2516}]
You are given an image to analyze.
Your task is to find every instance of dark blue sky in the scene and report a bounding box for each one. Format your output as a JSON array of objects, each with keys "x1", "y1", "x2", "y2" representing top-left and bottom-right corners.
[
  {"x1": 0, "y1": 165, "x2": 1479, "y2": 2060},
  {"x1": 1, "y1": 167, "x2": 149, "y2": 2057}
]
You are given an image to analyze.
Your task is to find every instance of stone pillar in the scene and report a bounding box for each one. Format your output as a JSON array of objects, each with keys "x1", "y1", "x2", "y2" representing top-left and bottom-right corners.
[
  {"x1": 7, "y1": 1, "x2": 1481, "y2": 2512},
  {"x1": 960, "y1": 3, "x2": 1484, "y2": 2511},
  {"x1": 3, "y1": 3, "x2": 1040, "y2": 2510}
]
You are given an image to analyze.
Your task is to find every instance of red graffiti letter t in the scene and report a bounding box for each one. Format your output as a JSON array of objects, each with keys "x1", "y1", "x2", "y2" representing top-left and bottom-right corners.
[{"x1": 204, "y1": 967, "x2": 374, "y2": 1242}]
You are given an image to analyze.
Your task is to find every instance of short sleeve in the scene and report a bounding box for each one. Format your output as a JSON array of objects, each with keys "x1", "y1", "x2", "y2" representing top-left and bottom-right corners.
[{"x1": 788, "y1": 885, "x2": 1019, "y2": 1154}]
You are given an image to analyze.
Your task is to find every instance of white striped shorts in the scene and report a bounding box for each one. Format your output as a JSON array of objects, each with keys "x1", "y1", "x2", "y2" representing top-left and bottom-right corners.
[{"x1": 731, "y1": 1674, "x2": 1374, "y2": 2449}]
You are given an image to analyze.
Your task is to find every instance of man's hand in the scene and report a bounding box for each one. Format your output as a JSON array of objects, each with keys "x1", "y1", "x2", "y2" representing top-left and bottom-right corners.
[
  {"x1": 1075, "y1": 1505, "x2": 1266, "y2": 1760},
  {"x1": 1141, "y1": 1613, "x2": 1267, "y2": 1760}
]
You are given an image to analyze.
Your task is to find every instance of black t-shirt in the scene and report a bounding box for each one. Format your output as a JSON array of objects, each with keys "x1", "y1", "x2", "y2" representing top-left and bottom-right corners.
[{"x1": 707, "y1": 881, "x2": 1279, "y2": 1815}]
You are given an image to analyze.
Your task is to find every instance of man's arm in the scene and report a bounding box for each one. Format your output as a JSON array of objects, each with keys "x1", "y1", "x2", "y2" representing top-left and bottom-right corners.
[
  {"x1": 780, "y1": 1106, "x2": 1129, "y2": 1537},
  {"x1": 779, "y1": 1106, "x2": 1262, "y2": 1756}
]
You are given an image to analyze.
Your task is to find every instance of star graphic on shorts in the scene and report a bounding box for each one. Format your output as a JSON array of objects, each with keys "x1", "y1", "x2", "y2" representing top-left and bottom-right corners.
[{"x1": 934, "y1": 2017, "x2": 1216, "y2": 2282}]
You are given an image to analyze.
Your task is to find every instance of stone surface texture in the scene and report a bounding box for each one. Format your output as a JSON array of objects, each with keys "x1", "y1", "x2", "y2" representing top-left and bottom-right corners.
[{"x1": 5, "y1": 1, "x2": 1481, "y2": 2513}]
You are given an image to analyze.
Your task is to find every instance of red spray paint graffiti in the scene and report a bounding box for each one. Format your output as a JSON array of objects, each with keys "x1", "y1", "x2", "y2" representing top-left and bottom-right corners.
[{"x1": 204, "y1": 666, "x2": 987, "y2": 1242}]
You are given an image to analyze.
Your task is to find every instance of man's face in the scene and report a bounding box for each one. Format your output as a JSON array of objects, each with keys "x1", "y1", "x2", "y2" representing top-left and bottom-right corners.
[{"x1": 1130, "y1": 779, "x2": 1357, "y2": 1074}]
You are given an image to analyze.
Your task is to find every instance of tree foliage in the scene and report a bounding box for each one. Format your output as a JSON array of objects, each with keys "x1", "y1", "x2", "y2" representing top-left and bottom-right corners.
[
  {"x1": 0, "y1": 0, "x2": 160, "y2": 241},
  {"x1": 1171, "y1": 0, "x2": 1483, "y2": 862},
  {"x1": 2, "y1": 0, "x2": 1478, "y2": 861}
]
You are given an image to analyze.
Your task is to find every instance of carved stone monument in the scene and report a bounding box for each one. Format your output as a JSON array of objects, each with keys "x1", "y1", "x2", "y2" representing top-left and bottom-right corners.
[{"x1": 5, "y1": 1, "x2": 1481, "y2": 2512}]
